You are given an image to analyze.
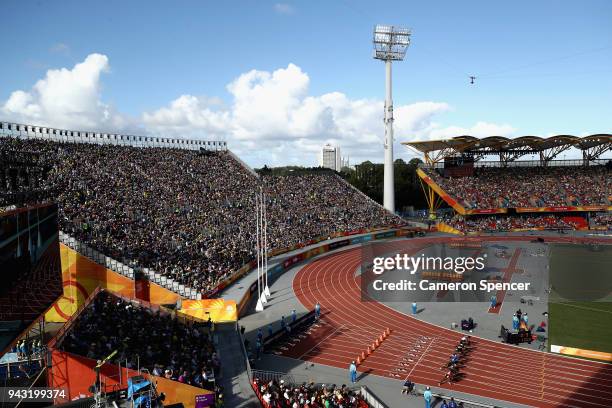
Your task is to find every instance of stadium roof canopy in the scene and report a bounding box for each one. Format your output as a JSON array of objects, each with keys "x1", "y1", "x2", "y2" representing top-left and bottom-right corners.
[{"x1": 402, "y1": 134, "x2": 612, "y2": 164}]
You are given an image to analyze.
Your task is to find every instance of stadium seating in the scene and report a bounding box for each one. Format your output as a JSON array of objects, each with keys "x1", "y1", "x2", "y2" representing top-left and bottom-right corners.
[
  {"x1": 252, "y1": 378, "x2": 368, "y2": 408},
  {"x1": 0, "y1": 137, "x2": 401, "y2": 295},
  {"x1": 0, "y1": 144, "x2": 56, "y2": 208},
  {"x1": 444, "y1": 214, "x2": 587, "y2": 233},
  {"x1": 57, "y1": 290, "x2": 218, "y2": 389},
  {"x1": 424, "y1": 165, "x2": 611, "y2": 209},
  {"x1": 0, "y1": 240, "x2": 62, "y2": 322},
  {"x1": 590, "y1": 213, "x2": 612, "y2": 229}
]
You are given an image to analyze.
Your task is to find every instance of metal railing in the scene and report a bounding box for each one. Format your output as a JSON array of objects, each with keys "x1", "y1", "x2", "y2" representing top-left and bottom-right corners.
[
  {"x1": 358, "y1": 386, "x2": 387, "y2": 408},
  {"x1": 0, "y1": 120, "x2": 227, "y2": 152},
  {"x1": 0, "y1": 356, "x2": 44, "y2": 380},
  {"x1": 421, "y1": 158, "x2": 610, "y2": 169},
  {"x1": 250, "y1": 370, "x2": 307, "y2": 386},
  {"x1": 414, "y1": 387, "x2": 504, "y2": 408},
  {"x1": 58, "y1": 231, "x2": 199, "y2": 299}
]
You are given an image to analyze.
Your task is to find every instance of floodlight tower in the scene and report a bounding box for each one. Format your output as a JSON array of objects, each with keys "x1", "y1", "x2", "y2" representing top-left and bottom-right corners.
[{"x1": 373, "y1": 25, "x2": 411, "y2": 213}]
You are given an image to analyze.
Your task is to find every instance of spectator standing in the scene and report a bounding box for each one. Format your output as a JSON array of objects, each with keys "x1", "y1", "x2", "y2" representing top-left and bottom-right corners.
[
  {"x1": 291, "y1": 309, "x2": 297, "y2": 323},
  {"x1": 423, "y1": 386, "x2": 433, "y2": 408},
  {"x1": 255, "y1": 339, "x2": 262, "y2": 360},
  {"x1": 315, "y1": 302, "x2": 321, "y2": 319},
  {"x1": 349, "y1": 361, "x2": 357, "y2": 384},
  {"x1": 512, "y1": 314, "x2": 519, "y2": 331},
  {"x1": 448, "y1": 397, "x2": 458, "y2": 408}
]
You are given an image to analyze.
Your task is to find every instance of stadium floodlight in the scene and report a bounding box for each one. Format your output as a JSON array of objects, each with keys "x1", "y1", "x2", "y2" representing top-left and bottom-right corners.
[
  {"x1": 373, "y1": 25, "x2": 411, "y2": 61},
  {"x1": 373, "y1": 25, "x2": 411, "y2": 213}
]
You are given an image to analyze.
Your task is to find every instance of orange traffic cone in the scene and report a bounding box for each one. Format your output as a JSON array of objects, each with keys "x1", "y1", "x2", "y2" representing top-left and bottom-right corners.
[
  {"x1": 367, "y1": 346, "x2": 372, "y2": 355},
  {"x1": 356, "y1": 356, "x2": 361, "y2": 365},
  {"x1": 379, "y1": 334, "x2": 384, "y2": 343},
  {"x1": 361, "y1": 351, "x2": 366, "y2": 360},
  {"x1": 386, "y1": 328, "x2": 391, "y2": 336}
]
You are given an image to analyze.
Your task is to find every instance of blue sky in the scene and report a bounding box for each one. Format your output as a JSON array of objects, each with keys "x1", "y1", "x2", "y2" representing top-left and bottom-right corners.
[{"x1": 1, "y1": 0, "x2": 611, "y2": 166}]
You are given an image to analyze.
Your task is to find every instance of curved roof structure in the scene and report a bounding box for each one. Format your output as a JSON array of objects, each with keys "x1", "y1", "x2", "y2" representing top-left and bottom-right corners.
[{"x1": 402, "y1": 134, "x2": 612, "y2": 164}]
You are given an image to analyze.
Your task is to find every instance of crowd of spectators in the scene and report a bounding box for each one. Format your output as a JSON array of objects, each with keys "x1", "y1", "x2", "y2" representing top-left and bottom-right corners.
[
  {"x1": 590, "y1": 213, "x2": 612, "y2": 229},
  {"x1": 253, "y1": 378, "x2": 368, "y2": 408},
  {"x1": 444, "y1": 214, "x2": 584, "y2": 233},
  {"x1": 425, "y1": 165, "x2": 611, "y2": 209},
  {"x1": 0, "y1": 137, "x2": 400, "y2": 294},
  {"x1": 0, "y1": 143, "x2": 56, "y2": 208},
  {"x1": 59, "y1": 290, "x2": 218, "y2": 389}
]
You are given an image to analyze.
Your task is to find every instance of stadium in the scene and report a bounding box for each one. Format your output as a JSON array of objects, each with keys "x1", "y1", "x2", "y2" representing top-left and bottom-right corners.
[{"x1": 1, "y1": 2, "x2": 612, "y2": 408}]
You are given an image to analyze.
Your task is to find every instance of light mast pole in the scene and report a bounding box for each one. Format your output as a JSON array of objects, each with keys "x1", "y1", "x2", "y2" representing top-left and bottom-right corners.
[{"x1": 373, "y1": 25, "x2": 411, "y2": 213}]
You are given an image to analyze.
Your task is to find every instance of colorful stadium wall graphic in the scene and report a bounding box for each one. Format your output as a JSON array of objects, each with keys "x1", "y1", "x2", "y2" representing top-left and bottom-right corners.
[
  {"x1": 45, "y1": 243, "x2": 181, "y2": 323},
  {"x1": 48, "y1": 349, "x2": 214, "y2": 407}
]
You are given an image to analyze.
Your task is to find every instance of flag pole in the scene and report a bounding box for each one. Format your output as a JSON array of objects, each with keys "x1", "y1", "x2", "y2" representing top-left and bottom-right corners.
[
  {"x1": 255, "y1": 191, "x2": 264, "y2": 312},
  {"x1": 259, "y1": 188, "x2": 267, "y2": 304},
  {"x1": 263, "y1": 189, "x2": 270, "y2": 297}
]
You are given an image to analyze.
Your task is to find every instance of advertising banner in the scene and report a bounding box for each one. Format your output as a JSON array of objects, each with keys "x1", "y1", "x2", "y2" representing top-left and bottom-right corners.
[
  {"x1": 177, "y1": 299, "x2": 238, "y2": 322},
  {"x1": 195, "y1": 393, "x2": 215, "y2": 407},
  {"x1": 517, "y1": 205, "x2": 612, "y2": 213},
  {"x1": 466, "y1": 208, "x2": 508, "y2": 215}
]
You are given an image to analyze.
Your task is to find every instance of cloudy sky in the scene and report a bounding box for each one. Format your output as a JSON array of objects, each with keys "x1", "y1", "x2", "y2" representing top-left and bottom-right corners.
[{"x1": 1, "y1": 0, "x2": 611, "y2": 166}]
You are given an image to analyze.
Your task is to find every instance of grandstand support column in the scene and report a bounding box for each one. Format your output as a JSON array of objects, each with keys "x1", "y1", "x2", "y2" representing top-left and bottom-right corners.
[{"x1": 383, "y1": 59, "x2": 395, "y2": 214}]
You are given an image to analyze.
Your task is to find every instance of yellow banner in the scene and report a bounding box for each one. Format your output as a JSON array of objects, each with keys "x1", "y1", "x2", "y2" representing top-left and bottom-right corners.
[
  {"x1": 436, "y1": 222, "x2": 463, "y2": 235},
  {"x1": 178, "y1": 299, "x2": 238, "y2": 323},
  {"x1": 551, "y1": 345, "x2": 612, "y2": 362}
]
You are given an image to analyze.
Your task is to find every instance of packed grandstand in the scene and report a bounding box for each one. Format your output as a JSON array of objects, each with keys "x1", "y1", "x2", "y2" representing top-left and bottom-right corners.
[
  {"x1": 405, "y1": 135, "x2": 612, "y2": 234},
  {"x1": 1, "y1": 133, "x2": 401, "y2": 296},
  {"x1": 423, "y1": 162, "x2": 611, "y2": 233},
  {"x1": 1, "y1": 125, "x2": 611, "y2": 408}
]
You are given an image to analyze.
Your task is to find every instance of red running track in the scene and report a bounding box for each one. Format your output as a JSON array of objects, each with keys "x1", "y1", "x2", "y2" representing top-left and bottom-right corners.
[{"x1": 285, "y1": 237, "x2": 612, "y2": 408}]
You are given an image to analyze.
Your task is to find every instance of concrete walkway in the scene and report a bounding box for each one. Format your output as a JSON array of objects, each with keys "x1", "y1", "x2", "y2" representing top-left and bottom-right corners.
[{"x1": 214, "y1": 324, "x2": 260, "y2": 407}]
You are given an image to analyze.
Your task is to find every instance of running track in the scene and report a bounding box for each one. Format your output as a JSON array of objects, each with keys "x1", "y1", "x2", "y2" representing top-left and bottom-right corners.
[{"x1": 283, "y1": 236, "x2": 612, "y2": 408}]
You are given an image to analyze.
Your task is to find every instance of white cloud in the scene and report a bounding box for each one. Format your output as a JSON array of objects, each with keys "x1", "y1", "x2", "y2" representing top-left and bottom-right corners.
[
  {"x1": 142, "y1": 63, "x2": 454, "y2": 165},
  {"x1": 2, "y1": 55, "x2": 517, "y2": 167},
  {"x1": 273, "y1": 3, "x2": 295, "y2": 15},
  {"x1": 426, "y1": 121, "x2": 516, "y2": 140},
  {"x1": 1, "y1": 53, "x2": 133, "y2": 131}
]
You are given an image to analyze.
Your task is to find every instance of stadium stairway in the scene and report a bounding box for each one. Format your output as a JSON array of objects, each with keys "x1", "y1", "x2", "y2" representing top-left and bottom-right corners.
[
  {"x1": 0, "y1": 242, "x2": 62, "y2": 322},
  {"x1": 214, "y1": 323, "x2": 260, "y2": 408}
]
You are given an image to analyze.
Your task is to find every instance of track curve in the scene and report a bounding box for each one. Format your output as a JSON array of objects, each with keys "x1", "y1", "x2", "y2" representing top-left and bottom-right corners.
[{"x1": 290, "y1": 236, "x2": 612, "y2": 408}]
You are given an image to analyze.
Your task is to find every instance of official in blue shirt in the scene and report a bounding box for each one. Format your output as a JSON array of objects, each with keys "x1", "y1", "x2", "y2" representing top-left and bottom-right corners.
[
  {"x1": 423, "y1": 386, "x2": 433, "y2": 408},
  {"x1": 349, "y1": 361, "x2": 357, "y2": 383}
]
